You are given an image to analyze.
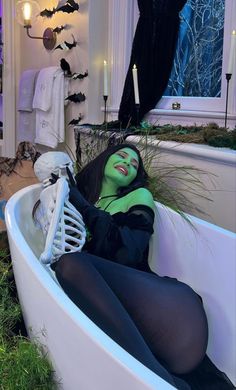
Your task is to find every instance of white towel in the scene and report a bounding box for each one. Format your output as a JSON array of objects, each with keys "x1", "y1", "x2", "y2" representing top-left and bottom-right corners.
[
  {"x1": 17, "y1": 111, "x2": 37, "y2": 144},
  {"x1": 17, "y1": 69, "x2": 39, "y2": 143},
  {"x1": 18, "y1": 69, "x2": 39, "y2": 111},
  {"x1": 33, "y1": 67, "x2": 68, "y2": 148},
  {"x1": 33, "y1": 66, "x2": 59, "y2": 111}
]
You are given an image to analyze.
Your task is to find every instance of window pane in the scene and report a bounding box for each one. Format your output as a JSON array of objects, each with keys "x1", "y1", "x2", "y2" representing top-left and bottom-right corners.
[{"x1": 164, "y1": 0, "x2": 225, "y2": 98}]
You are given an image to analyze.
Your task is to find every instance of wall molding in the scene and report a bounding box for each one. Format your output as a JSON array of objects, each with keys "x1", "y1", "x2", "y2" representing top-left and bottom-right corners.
[
  {"x1": 106, "y1": 106, "x2": 236, "y2": 129},
  {"x1": 2, "y1": 0, "x2": 19, "y2": 157}
]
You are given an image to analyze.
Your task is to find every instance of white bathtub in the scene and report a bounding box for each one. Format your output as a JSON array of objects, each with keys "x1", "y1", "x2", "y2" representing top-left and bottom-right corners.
[{"x1": 5, "y1": 184, "x2": 236, "y2": 389}]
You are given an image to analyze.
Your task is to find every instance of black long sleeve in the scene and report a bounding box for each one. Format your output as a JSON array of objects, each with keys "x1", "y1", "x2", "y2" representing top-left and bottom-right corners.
[
  {"x1": 83, "y1": 205, "x2": 154, "y2": 271},
  {"x1": 67, "y1": 182, "x2": 155, "y2": 270}
]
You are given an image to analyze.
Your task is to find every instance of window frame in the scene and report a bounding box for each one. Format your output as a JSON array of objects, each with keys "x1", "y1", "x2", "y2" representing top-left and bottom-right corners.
[{"x1": 108, "y1": 0, "x2": 236, "y2": 127}]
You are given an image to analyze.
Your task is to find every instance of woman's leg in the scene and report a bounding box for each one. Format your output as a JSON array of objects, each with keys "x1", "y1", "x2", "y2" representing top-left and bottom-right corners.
[
  {"x1": 54, "y1": 252, "x2": 205, "y2": 389},
  {"x1": 79, "y1": 254, "x2": 208, "y2": 374},
  {"x1": 54, "y1": 252, "x2": 185, "y2": 388},
  {"x1": 114, "y1": 272, "x2": 208, "y2": 374}
]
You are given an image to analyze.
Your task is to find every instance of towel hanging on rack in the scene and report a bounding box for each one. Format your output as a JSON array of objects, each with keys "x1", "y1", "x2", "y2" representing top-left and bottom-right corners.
[
  {"x1": 17, "y1": 69, "x2": 39, "y2": 144},
  {"x1": 33, "y1": 67, "x2": 68, "y2": 148}
]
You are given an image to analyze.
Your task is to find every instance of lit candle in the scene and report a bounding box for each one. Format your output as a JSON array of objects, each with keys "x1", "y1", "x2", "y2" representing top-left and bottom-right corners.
[
  {"x1": 103, "y1": 60, "x2": 108, "y2": 96},
  {"x1": 227, "y1": 30, "x2": 236, "y2": 74},
  {"x1": 132, "y1": 64, "x2": 140, "y2": 104}
]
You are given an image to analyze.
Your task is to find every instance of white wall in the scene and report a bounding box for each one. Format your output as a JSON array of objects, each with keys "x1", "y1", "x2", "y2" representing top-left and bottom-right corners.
[
  {"x1": 15, "y1": 0, "x2": 108, "y2": 155},
  {"x1": 128, "y1": 135, "x2": 236, "y2": 233}
]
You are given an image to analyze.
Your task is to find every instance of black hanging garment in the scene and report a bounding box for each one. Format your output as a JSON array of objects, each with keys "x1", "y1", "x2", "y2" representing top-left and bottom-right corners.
[{"x1": 118, "y1": 0, "x2": 187, "y2": 127}]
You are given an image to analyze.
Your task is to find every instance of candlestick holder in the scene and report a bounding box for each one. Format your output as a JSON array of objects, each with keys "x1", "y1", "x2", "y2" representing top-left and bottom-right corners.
[
  {"x1": 103, "y1": 95, "x2": 108, "y2": 124},
  {"x1": 224, "y1": 73, "x2": 232, "y2": 129},
  {"x1": 135, "y1": 103, "x2": 140, "y2": 127}
]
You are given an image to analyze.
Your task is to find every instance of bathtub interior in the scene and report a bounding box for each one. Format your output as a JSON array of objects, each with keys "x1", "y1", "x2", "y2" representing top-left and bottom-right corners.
[
  {"x1": 14, "y1": 184, "x2": 45, "y2": 258},
  {"x1": 6, "y1": 183, "x2": 236, "y2": 387},
  {"x1": 149, "y1": 205, "x2": 236, "y2": 386},
  {"x1": 6, "y1": 183, "x2": 176, "y2": 390}
]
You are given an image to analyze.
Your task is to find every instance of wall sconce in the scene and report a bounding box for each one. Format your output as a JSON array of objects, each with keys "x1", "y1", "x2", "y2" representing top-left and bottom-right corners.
[{"x1": 15, "y1": 0, "x2": 57, "y2": 50}]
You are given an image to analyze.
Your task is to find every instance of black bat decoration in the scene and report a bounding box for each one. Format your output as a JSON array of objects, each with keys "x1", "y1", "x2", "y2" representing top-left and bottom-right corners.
[
  {"x1": 40, "y1": 8, "x2": 56, "y2": 18},
  {"x1": 64, "y1": 39, "x2": 77, "y2": 49},
  {"x1": 54, "y1": 35, "x2": 78, "y2": 51},
  {"x1": 40, "y1": 0, "x2": 79, "y2": 18},
  {"x1": 68, "y1": 114, "x2": 83, "y2": 125},
  {"x1": 65, "y1": 92, "x2": 86, "y2": 103},
  {"x1": 56, "y1": 0, "x2": 79, "y2": 13},
  {"x1": 67, "y1": 0, "x2": 79, "y2": 8},
  {"x1": 53, "y1": 25, "x2": 71, "y2": 34},
  {"x1": 61, "y1": 0, "x2": 79, "y2": 11},
  {"x1": 60, "y1": 58, "x2": 72, "y2": 76},
  {"x1": 71, "y1": 71, "x2": 88, "y2": 80},
  {"x1": 53, "y1": 26, "x2": 64, "y2": 34},
  {"x1": 57, "y1": 4, "x2": 79, "y2": 13}
]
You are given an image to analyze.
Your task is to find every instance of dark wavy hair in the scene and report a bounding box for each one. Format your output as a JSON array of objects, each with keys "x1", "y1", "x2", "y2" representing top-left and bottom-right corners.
[{"x1": 76, "y1": 143, "x2": 149, "y2": 204}]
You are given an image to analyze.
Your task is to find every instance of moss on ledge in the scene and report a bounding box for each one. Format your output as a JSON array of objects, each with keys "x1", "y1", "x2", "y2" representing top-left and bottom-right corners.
[
  {"x1": 88, "y1": 122, "x2": 236, "y2": 150},
  {"x1": 135, "y1": 123, "x2": 236, "y2": 150}
]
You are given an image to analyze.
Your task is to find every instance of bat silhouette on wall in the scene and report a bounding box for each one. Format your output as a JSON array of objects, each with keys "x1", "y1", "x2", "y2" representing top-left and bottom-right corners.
[
  {"x1": 60, "y1": 59, "x2": 88, "y2": 80},
  {"x1": 40, "y1": 0, "x2": 79, "y2": 18},
  {"x1": 54, "y1": 35, "x2": 78, "y2": 51},
  {"x1": 65, "y1": 93, "x2": 86, "y2": 103},
  {"x1": 57, "y1": 0, "x2": 79, "y2": 13},
  {"x1": 60, "y1": 58, "x2": 72, "y2": 76},
  {"x1": 40, "y1": 8, "x2": 55, "y2": 18},
  {"x1": 68, "y1": 114, "x2": 83, "y2": 125},
  {"x1": 53, "y1": 25, "x2": 72, "y2": 34},
  {"x1": 71, "y1": 71, "x2": 88, "y2": 80}
]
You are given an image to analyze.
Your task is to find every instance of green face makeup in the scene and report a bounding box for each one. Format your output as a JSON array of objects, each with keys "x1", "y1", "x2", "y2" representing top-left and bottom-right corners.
[{"x1": 103, "y1": 147, "x2": 139, "y2": 189}]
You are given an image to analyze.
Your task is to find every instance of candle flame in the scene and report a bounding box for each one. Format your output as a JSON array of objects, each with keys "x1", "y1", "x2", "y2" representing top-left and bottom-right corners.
[
  {"x1": 104, "y1": 60, "x2": 107, "y2": 65},
  {"x1": 133, "y1": 64, "x2": 137, "y2": 69},
  {"x1": 232, "y1": 30, "x2": 236, "y2": 35}
]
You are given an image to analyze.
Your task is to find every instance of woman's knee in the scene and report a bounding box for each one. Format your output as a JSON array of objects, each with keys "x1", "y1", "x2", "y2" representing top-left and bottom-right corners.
[
  {"x1": 54, "y1": 252, "x2": 90, "y2": 281},
  {"x1": 168, "y1": 290, "x2": 208, "y2": 374},
  {"x1": 153, "y1": 282, "x2": 208, "y2": 374}
]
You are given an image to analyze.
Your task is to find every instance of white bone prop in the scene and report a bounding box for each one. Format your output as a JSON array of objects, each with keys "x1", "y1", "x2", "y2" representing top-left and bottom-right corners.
[
  {"x1": 33, "y1": 151, "x2": 86, "y2": 264},
  {"x1": 37, "y1": 177, "x2": 86, "y2": 264}
]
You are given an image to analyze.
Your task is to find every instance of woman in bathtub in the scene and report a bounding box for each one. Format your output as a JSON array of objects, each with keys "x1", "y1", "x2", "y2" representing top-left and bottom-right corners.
[{"x1": 49, "y1": 143, "x2": 209, "y2": 390}]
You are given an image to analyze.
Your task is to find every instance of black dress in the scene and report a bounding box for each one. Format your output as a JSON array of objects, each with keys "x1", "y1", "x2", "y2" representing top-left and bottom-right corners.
[{"x1": 53, "y1": 204, "x2": 234, "y2": 390}]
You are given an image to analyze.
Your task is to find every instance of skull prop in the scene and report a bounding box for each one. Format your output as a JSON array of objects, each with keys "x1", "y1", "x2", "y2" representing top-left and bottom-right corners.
[{"x1": 34, "y1": 151, "x2": 74, "y2": 183}]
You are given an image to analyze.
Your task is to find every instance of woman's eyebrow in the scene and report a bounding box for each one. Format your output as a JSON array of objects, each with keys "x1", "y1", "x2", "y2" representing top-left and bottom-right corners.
[
  {"x1": 117, "y1": 151, "x2": 138, "y2": 164},
  {"x1": 131, "y1": 158, "x2": 139, "y2": 165}
]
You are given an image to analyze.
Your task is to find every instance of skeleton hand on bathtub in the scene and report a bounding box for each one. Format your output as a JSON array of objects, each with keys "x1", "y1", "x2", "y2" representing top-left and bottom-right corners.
[{"x1": 33, "y1": 152, "x2": 87, "y2": 264}]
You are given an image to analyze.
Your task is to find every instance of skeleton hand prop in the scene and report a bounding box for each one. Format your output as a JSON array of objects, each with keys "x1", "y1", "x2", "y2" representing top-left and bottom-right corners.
[{"x1": 33, "y1": 152, "x2": 86, "y2": 264}]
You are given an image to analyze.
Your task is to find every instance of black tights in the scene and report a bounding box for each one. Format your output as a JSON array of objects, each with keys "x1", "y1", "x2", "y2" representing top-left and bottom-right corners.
[{"x1": 53, "y1": 252, "x2": 208, "y2": 389}]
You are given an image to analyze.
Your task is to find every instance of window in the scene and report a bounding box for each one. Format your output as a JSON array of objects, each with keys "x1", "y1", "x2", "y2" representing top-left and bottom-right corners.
[
  {"x1": 165, "y1": 0, "x2": 225, "y2": 99},
  {"x1": 134, "y1": 0, "x2": 235, "y2": 113},
  {"x1": 108, "y1": 0, "x2": 236, "y2": 124}
]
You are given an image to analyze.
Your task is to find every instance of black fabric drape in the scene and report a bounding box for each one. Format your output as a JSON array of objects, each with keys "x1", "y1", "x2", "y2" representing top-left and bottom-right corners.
[{"x1": 118, "y1": 0, "x2": 187, "y2": 127}]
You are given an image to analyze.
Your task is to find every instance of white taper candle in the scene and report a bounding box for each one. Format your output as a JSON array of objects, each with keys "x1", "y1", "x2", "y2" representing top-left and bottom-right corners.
[
  {"x1": 103, "y1": 60, "x2": 108, "y2": 96},
  {"x1": 132, "y1": 64, "x2": 140, "y2": 104},
  {"x1": 227, "y1": 30, "x2": 236, "y2": 74}
]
